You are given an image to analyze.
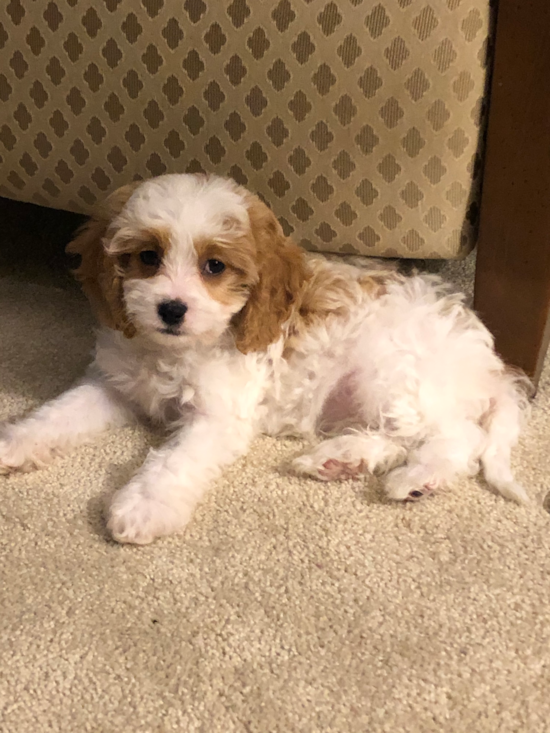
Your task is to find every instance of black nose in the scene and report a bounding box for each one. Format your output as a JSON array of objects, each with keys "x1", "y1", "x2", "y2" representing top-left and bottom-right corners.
[{"x1": 157, "y1": 299, "x2": 188, "y2": 327}]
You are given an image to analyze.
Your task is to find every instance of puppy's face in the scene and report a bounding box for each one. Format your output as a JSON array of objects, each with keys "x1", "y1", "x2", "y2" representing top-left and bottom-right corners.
[
  {"x1": 68, "y1": 174, "x2": 307, "y2": 352},
  {"x1": 109, "y1": 175, "x2": 258, "y2": 344}
]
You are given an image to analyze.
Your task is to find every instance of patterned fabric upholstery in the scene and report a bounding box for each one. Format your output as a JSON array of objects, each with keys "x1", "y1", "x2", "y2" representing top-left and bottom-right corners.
[{"x1": 0, "y1": 0, "x2": 491, "y2": 258}]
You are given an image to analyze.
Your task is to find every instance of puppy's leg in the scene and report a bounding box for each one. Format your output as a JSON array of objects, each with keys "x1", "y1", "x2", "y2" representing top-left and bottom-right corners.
[
  {"x1": 480, "y1": 446, "x2": 529, "y2": 505},
  {"x1": 384, "y1": 422, "x2": 484, "y2": 502},
  {"x1": 480, "y1": 388, "x2": 529, "y2": 505},
  {"x1": 107, "y1": 414, "x2": 255, "y2": 545},
  {"x1": 0, "y1": 378, "x2": 133, "y2": 474},
  {"x1": 292, "y1": 433, "x2": 406, "y2": 481}
]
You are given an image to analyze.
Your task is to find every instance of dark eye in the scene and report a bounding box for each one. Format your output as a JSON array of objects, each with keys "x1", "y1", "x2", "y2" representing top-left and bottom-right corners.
[
  {"x1": 140, "y1": 250, "x2": 161, "y2": 267},
  {"x1": 204, "y1": 259, "x2": 225, "y2": 276}
]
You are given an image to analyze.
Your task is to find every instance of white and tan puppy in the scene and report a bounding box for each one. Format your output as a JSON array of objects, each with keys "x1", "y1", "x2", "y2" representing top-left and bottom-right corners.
[{"x1": 0, "y1": 174, "x2": 530, "y2": 543}]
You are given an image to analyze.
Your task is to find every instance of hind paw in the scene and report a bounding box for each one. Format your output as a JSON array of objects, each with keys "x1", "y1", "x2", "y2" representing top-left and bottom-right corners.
[
  {"x1": 318, "y1": 458, "x2": 365, "y2": 481},
  {"x1": 403, "y1": 481, "x2": 437, "y2": 502},
  {"x1": 385, "y1": 467, "x2": 442, "y2": 502},
  {"x1": 292, "y1": 434, "x2": 406, "y2": 482},
  {"x1": 291, "y1": 454, "x2": 363, "y2": 481}
]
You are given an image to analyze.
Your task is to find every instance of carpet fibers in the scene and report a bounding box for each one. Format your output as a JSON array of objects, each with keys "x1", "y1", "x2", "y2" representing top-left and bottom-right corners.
[{"x1": 1, "y1": 246, "x2": 549, "y2": 732}]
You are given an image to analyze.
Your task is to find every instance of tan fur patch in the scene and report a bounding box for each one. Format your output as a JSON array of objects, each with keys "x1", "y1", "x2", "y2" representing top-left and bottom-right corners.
[
  {"x1": 298, "y1": 261, "x2": 395, "y2": 324},
  {"x1": 298, "y1": 267, "x2": 361, "y2": 324},
  {"x1": 230, "y1": 197, "x2": 309, "y2": 354},
  {"x1": 115, "y1": 227, "x2": 172, "y2": 280},
  {"x1": 66, "y1": 184, "x2": 143, "y2": 338},
  {"x1": 358, "y1": 273, "x2": 388, "y2": 299},
  {"x1": 282, "y1": 260, "x2": 397, "y2": 359},
  {"x1": 194, "y1": 239, "x2": 257, "y2": 309}
]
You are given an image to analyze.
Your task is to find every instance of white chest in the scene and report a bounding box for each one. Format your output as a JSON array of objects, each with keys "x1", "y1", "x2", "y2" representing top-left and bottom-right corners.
[
  {"x1": 97, "y1": 340, "x2": 196, "y2": 424},
  {"x1": 93, "y1": 329, "x2": 272, "y2": 427}
]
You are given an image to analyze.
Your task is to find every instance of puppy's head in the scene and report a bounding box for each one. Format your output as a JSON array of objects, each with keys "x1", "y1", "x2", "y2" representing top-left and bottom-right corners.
[{"x1": 67, "y1": 174, "x2": 307, "y2": 351}]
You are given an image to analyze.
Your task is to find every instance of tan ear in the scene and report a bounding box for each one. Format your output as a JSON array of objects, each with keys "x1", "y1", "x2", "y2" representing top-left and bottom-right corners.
[
  {"x1": 231, "y1": 198, "x2": 309, "y2": 353},
  {"x1": 66, "y1": 184, "x2": 140, "y2": 338}
]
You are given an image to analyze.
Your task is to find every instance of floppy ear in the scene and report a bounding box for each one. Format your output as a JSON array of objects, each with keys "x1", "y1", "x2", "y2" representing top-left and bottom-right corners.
[
  {"x1": 231, "y1": 197, "x2": 309, "y2": 354},
  {"x1": 66, "y1": 184, "x2": 140, "y2": 338}
]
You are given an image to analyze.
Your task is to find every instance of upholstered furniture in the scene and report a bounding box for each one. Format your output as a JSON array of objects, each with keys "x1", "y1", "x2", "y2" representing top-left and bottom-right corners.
[{"x1": 0, "y1": 0, "x2": 492, "y2": 258}]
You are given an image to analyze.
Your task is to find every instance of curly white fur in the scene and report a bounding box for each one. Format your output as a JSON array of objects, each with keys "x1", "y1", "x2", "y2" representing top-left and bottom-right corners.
[{"x1": 0, "y1": 174, "x2": 531, "y2": 544}]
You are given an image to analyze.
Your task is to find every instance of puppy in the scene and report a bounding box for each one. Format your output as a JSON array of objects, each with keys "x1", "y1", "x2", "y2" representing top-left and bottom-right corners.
[{"x1": 0, "y1": 174, "x2": 530, "y2": 544}]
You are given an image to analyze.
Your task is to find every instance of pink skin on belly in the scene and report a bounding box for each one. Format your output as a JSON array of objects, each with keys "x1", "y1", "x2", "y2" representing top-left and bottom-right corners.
[{"x1": 319, "y1": 370, "x2": 364, "y2": 432}]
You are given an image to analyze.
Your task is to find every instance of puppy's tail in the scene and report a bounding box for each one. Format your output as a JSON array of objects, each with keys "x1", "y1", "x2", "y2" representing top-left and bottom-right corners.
[{"x1": 480, "y1": 369, "x2": 532, "y2": 505}]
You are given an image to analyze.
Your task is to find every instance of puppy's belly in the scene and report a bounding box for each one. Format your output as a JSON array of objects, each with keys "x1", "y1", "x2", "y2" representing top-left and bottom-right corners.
[{"x1": 319, "y1": 370, "x2": 367, "y2": 431}]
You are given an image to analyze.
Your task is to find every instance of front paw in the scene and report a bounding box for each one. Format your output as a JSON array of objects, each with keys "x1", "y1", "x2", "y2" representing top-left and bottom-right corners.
[
  {"x1": 107, "y1": 484, "x2": 189, "y2": 545},
  {"x1": 0, "y1": 428, "x2": 51, "y2": 475}
]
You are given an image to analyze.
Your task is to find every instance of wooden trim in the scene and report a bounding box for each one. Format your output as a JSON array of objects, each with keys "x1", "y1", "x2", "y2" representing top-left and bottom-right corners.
[{"x1": 474, "y1": 0, "x2": 550, "y2": 388}]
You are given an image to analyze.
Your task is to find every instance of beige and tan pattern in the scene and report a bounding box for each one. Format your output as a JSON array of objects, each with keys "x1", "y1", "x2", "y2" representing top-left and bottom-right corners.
[{"x1": 0, "y1": 0, "x2": 491, "y2": 258}]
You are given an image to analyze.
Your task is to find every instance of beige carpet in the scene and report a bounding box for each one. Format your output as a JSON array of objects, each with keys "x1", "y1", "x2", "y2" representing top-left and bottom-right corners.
[{"x1": 1, "y1": 249, "x2": 550, "y2": 733}]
